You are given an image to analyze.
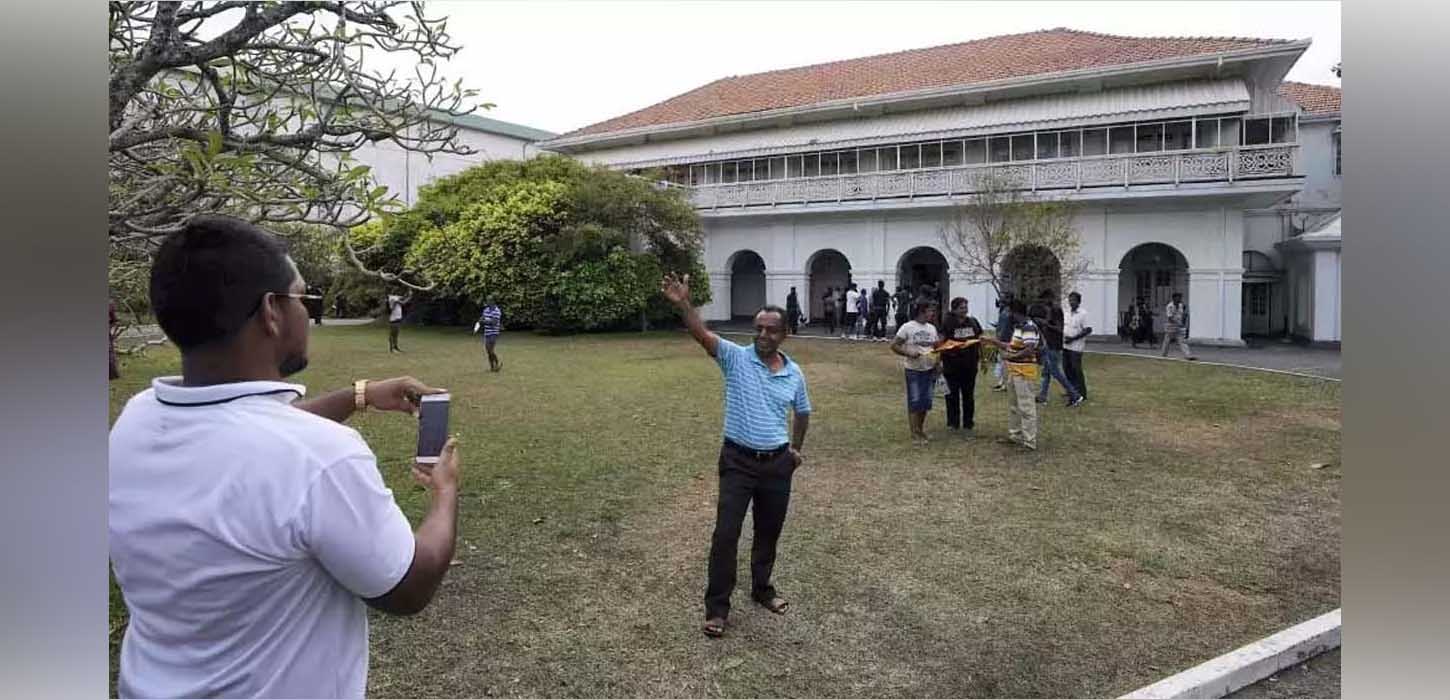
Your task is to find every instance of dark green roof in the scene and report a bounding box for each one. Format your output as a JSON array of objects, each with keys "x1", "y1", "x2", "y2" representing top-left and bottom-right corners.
[{"x1": 435, "y1": 110, "x2": 557, "y2": 142}]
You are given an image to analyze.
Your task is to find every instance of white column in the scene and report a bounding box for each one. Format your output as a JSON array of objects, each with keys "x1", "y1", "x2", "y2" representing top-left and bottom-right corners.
[
  {"x1": 705, "y1": 270, "x2": 731, "y2": 321},
  {"x1": 1187, "y1": 269, "x2": 1246, "y2": 346},
  {"x1": 1313, "y1": 249, "x2": 1341, "y2": 342},
  {"x1": 1073, "y1": 269, "x2": 1119, "y2": 339}
]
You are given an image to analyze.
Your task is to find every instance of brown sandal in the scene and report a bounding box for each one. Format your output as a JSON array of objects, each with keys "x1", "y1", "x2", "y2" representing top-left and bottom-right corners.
[{"x1": 702, "y1": 617, "x2": 726, "y2": 637}]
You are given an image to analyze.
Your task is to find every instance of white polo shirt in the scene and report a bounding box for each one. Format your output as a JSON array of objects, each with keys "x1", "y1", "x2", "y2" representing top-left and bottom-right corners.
[
  {"x1": 109, "y1": 378, "x2": 416, "y2": 699},
  {"x1": 1064, "y1": 307, "x2": 1091, "y2": 352}
]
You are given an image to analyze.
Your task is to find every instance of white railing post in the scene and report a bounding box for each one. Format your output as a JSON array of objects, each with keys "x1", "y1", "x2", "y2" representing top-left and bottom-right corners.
[
  {"x1": 1031, "y1": 163, "x2": 1038, "y2": 192},
  {"x1": 909, "y1": 172, "x2": 916, "y2": 199},
  {"x1": 1174, "y1": 154, "x2": 1181, "y2": 186},
  {"x1": 837, "y1": 177, "x2": 843, "y2": 203},
  {"x1": 1123, "y1": 155, "x2": 1130, "y2": 190},
  {"x1": 1229, "y1": 149, "x2": 1236, "y2": 183}
]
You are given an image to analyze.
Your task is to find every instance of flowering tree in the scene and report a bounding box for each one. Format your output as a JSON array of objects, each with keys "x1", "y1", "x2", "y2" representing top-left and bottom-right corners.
[{"x1": 108, "y1": 1, "x2": 481, "y2": 291}]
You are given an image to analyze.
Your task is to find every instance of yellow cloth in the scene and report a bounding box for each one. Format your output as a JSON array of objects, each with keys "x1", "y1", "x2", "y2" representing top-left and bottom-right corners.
[
  {"x1": 1006, "y1": 361, "x2": 1040, "y2": 381},
  {"x1": 931, "y1": 338, "x2": 981, "y2": 353}
]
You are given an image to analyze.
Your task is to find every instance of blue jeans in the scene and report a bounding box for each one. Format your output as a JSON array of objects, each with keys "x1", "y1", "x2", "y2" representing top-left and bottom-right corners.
[
  {"x1": 1038, "y1": 348, "x2": 1080, "y2": 401},
  {"x1": 905, "y1": 369, "x2": 935, "y2": 412}
]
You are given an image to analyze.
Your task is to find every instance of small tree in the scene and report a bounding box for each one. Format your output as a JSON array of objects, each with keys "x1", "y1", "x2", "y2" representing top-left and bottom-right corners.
[{"x1": 939, "y1": 170, "x2": 1090, "y2": 302}]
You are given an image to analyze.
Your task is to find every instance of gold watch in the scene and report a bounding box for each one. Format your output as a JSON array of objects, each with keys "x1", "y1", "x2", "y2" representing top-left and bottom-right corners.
[{"x1": 354, "y1": 379, "x2": 369, "y2": 411}]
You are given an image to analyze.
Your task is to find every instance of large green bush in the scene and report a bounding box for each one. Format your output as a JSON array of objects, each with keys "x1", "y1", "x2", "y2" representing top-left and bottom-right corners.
[{"x1": 352, "y1": 155, "x2": 709, "y2": 332}]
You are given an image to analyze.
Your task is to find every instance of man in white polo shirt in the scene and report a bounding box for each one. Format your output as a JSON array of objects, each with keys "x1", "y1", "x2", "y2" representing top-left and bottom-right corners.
[{"x1": 109, "y1": 215, "x2": 463, "y2": 699}]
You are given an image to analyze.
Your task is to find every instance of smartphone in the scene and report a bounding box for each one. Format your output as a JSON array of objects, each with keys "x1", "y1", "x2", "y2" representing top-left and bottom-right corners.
[{"x1": 415, "y1": 393, "x2": 451, "y2": 464}]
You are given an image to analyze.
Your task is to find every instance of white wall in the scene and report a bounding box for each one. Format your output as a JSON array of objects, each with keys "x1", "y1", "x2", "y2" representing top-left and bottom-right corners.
[{"x1": 349, "y1": 125, "x2": 543, "y2": 206}]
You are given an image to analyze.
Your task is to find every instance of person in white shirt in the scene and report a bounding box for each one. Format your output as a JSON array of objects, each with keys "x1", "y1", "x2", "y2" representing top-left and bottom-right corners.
[
  {"x1": 890, "y1": 298, "x2": 941, "y2": 443},
  {"x1": 109, "y1": 215, "x2": 463, "y2": 699},
  {"x1": 843, "y1": 284, "x2": 861, "y2": 339},
  {"x1": 386, "y1": 291, "x2": 413, "y2": 352},
  {"x1": 1062, "y1": 292, "x2": 1093, "y2": 401},
  {"x1": 1161, "y1": 292, "x2": 1197, "y2": 360}
]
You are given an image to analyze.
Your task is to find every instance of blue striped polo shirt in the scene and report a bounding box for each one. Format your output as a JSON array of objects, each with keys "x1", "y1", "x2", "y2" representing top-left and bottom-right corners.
[{"x1": 715, "y1": 338, "x2": 811, "y2": 450}]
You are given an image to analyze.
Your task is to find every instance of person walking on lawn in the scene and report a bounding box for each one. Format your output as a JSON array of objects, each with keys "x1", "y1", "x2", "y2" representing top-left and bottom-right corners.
[
  {"x1": 1062, "y1": 292, "x2": 1092, "y2": 401},
  {"x1": 474, "y1": 296, "x2": 503, "y2": 372},
  {"x1": 937, "y1": 297, "x2": 985, "y2": 435},
  {"x1": 891, "y1": 298, "x2": 941, "y2": 443},
  {"x1": 1161, "y1": 292, "x2": 1198, "y2": 360},
  {"x1": 385, "y1": 291, "x2": 412, "y2": 353},
  {"x1": 786, "y1": 287, "x2": 802, "y2": 335},
  {"x1": 661, "y1": 272, "x2": 811, "y2": 639},
  {"x1": 986, "y1": 299, "x2": 1043, "y2": 450},
  {"x1": 1032, "y1": 291, "x2": 1084, "y2": 407}
]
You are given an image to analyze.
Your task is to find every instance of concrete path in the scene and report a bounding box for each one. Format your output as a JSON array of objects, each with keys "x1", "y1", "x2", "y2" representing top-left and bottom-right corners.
[
  {"x1": 710, "y1": 321, "x2": 1341, "y2": 380},
  {"x1": 118, "y1": 318, "x2": 377, "y2": 342}
]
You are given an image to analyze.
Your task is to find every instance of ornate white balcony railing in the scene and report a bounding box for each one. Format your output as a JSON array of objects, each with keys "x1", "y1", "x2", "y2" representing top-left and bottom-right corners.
[{"x1": 687, "y1": 144, "x2": 1299, "y2": 210}]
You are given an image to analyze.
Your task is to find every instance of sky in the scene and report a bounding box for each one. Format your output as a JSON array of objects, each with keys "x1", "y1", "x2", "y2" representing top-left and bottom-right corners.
[{"x1": 412, "y1": 1, "x2": 1340, "y2": 136}]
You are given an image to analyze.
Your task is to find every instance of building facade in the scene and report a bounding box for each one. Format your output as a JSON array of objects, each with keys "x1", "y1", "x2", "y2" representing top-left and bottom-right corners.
[
  {"x1": 541, "y1": 28, "x2": 1340, "y2": 345},
  {"x1": 352, "y1": 113, "x2": 557, "y2": 207}
]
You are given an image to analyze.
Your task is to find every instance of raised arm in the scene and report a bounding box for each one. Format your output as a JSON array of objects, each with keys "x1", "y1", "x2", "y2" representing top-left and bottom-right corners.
[{"x1": 661, "y1": 273, "x2": 720, "y2": 357}]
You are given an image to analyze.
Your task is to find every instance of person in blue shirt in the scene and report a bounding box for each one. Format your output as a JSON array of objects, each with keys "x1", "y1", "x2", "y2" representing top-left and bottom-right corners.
[
  {"x1": 474, "y1": 296, "x2": 503, "y2": 372},
  {"x1": 661, "y1": 272, "x2": 811, "y2": 639}
]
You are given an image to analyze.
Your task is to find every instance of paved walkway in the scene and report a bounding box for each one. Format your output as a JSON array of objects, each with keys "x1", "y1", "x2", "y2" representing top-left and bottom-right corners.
[
  {"x1": 708, "y1": 320, "x2": 1341, "y2": 380},
  {"x1": 119, "y1": 317, "x2": 377, "y2": 341}
]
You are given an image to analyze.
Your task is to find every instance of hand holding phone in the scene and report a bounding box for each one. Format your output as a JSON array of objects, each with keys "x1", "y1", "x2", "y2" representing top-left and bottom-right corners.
[{"x1": 416, "y1": 393, "x2": 451, "y2": 465}]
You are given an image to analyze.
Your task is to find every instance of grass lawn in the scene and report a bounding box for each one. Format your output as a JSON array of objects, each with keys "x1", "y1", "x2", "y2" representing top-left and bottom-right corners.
[{"x1": 108, "y1": 324, "x2": 1340, "y2": 698}]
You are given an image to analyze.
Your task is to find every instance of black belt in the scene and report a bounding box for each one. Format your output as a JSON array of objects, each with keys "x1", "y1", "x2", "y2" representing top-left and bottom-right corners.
[{"x1": 724, "y1": 439, "x2": 790, "y2": 461}]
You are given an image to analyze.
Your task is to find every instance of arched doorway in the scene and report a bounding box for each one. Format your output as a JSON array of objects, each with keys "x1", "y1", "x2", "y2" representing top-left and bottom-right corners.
[
  {"x1": 806, "y1": 249, "x2": 851, "y2": 322},
  {"x1": 897, "y1": 247, "x2": 950, "y2": 310},
  {"x1": 1001, "y1": 245, "x2": 1063, "y2": 305},
  {"x1": 728, "y1": 250, "x2": 767, "y2": 319},
  {"x1": 1118, "y1": 243, "x2": 1189, "y2": 336}
]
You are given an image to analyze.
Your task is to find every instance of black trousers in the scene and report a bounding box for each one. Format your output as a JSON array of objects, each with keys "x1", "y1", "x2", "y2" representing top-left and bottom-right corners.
[
  {"x1": 1063, "y1": 349, "x2": 1087, "y2": 399},
  {"x1": 787, "y1": 310, "x2": 800, "y2": 334},
  {"x1": 388, "y1": 321, "x2": 401, "y2": 349},
  {"x1": 944, "y1": 369, "x2": 978, "y2": 429},
  {"x1": 705, "y1": 440, "x2": 796, "y2": 619},
  {"x1": 824, "y1": 308, "x2": 837, "y2": 334},
  {"x1": 869, "y1": 309, "x2": 887, "y2": 337}
]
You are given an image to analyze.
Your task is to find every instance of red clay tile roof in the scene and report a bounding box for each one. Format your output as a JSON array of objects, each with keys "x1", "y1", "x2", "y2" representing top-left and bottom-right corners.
[
  {"x1": 1277, "y1": 81, "x2": 1341, "y2": 116},
  {"x1": 564, "y1": 28, "x2": 1300, "y2": 139}
]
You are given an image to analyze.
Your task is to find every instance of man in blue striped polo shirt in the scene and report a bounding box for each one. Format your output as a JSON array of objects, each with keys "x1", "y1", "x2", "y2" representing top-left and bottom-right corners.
[{"x1": 662, "y1": 272, "x2": 811, "y2": 639}]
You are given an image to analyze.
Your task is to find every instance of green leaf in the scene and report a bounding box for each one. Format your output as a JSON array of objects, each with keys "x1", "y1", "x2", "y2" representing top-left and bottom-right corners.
[
  {"x1": 348, "y1": 165, "x2": 372, "y2": 180},
  {"x1": 206, "y1": 131, "x2": 223, "y2": 158}
]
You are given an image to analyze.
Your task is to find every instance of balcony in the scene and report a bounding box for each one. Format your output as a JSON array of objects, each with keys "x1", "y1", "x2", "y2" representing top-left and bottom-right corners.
[{"x1": 687, "y1": 144, "x2": 1298, "y2": 210}]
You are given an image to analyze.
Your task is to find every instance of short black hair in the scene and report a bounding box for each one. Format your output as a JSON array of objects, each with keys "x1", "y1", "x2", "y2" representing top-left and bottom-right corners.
[
  {"x1": 756, "y1": 304, "x2": 788, "y2": 326},
  {"x1": 950, "y1": 296, "x2": 968, "y2": 310},
  {"x1": 150, "y1": 214, "x2": 295, "y2": 350},
  {"x1": 1068, "y1": 291, "x2": 1081, "y2": 300}
]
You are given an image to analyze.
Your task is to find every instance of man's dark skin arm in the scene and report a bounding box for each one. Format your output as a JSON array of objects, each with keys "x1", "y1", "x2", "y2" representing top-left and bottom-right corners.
[
  {"x1": 294, "y1": 376, "x2": 444, "y2": 424},
  {"x1": 661, "y1": 273, "x2": 720, "y2": 357},
  {"x1": 365, "y1": 438, "x2": 460, "y2": 616},
  {"x1": 789, "y1": 412, "x2": 810, "y2": 467}
]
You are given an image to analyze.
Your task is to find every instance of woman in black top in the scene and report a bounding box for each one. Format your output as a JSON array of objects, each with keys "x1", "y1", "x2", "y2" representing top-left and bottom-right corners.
[{"x1": 936, "y1": 296, "x2": 985, "y2": 433}]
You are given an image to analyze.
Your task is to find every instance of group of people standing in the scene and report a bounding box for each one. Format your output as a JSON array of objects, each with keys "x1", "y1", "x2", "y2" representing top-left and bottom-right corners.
[
  {"x1": 793, "y1": 280, "x2": 944, "y2": 341},
  {"x1": 889, "y1": 289, "x2": 1094, "y2": 450}
]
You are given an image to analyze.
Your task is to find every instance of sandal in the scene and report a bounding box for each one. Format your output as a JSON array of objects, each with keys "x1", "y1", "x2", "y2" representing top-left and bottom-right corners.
[
  {"x1": 756, "y1": 595, "x2": 789, "y2": 615},
  {"x1": 702, "y1": 617, "x2": 726, "y2": 637}
]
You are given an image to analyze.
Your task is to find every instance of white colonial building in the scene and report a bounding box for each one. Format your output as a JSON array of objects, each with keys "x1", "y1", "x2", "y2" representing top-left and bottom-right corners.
[
  {"x1": 352, "y1": 112, "x2": 557, "y2": 207},
  {"x1": 541, "y1": 28, "x2": 1341, "y2": 345}
]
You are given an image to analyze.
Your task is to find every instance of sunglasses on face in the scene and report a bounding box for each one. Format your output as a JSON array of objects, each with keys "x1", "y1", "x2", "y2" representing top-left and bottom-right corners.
[{"x1": 246, "y1": 291, "x2": 324, "y2": 318}]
